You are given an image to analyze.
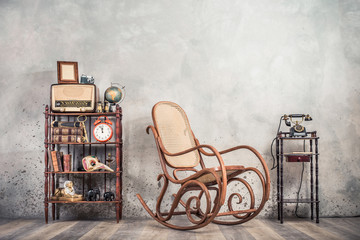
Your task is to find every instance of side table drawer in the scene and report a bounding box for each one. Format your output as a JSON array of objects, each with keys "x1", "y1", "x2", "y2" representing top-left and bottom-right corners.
[{"x1": 286, "y1": 155, "x2": 310, "y2": 162}]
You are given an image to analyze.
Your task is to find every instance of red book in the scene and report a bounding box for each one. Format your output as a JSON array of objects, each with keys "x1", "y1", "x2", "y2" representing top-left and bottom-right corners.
[{"x1": 63, "y1": 154, "x2": 72, "y2": 172}]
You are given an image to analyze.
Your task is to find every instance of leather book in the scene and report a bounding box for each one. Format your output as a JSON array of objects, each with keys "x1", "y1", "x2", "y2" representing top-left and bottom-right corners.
[
  {"x1": 51, "y1": 121, "x2": 81, "y2": 128},
  {"x1": 53, "y1": 135, "x2": 83, "y2": 143},
  {"x1": 63, "y1": 154, "x2": 72, "y2": 172},
  {"x1": 50, "y1": 151, "x2": 59, "y2": 172},
  {"x1": 52, "y1": 127, "x2": 83, "y2": 135},
  {"x1": 56, "y1": 151, "x2": 63, "y2": 172}
]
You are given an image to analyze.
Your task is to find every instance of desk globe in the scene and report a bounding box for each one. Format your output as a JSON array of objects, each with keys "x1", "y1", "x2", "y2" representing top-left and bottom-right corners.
[{"x1": 104, "y1": 83, "x2": 125, "y2": 104}]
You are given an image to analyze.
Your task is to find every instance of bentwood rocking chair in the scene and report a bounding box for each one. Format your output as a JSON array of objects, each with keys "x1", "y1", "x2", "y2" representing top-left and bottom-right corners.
[{"x1": 137, "y1": 101, "x2": 270, "y2": 230}]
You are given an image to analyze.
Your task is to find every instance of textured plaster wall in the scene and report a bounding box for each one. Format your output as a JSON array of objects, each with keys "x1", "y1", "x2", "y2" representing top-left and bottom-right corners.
[{"x1": 0, "y1": 0, "x2": 359, "y2": 219}]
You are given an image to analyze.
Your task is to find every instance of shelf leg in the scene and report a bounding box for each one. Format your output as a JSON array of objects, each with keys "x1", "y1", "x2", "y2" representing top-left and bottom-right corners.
[
  {"x1": 280, "y1": 138, "x2": 284, "y2": 224},
  {"x1": 45, "y1": 202, "x2": 48, "y2": 224},
  {"x1": 119, "y1": 191, "x2": 123, "y2": 220},
  {"x1": 44, "y1": 105, "x2": 49, "y2": 224},
  {"x1": 115, "y1": 105, "x2": 122, "y2": 222},
  {"x1": 310, "y1": 139, "x2": 314, "y2": 220},
  {"x1": 315, "y1": 138, "x2": 320, "y2": 223},
  {"x1": 116, "y1": 203, "x2": 120, "y2": 223},
  {"x1": 51, "y1": 173, "x2": 55, "y2": 221},
  {"x1": 276, "y1": 138, "x2": 280, "y2": 221}
]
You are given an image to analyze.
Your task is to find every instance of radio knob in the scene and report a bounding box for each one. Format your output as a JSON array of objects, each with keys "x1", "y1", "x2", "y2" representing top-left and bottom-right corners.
[
  {"x1": 60, "y1": 108, "x2": 65, "y2": 112},
  {"x1": 80, "y1": 107, "x2": 86, "y2": 112}
]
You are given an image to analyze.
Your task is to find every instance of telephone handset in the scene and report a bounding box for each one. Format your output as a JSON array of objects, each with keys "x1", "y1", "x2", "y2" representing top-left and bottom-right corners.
[{"x1": 283, "y1": 114, "x2": 312, "y2": 137}]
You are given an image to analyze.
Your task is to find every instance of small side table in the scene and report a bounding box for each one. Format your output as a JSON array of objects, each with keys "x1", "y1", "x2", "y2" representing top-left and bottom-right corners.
[{"x1": 276, "y1": 131, "x2": 320, "y2": 223}]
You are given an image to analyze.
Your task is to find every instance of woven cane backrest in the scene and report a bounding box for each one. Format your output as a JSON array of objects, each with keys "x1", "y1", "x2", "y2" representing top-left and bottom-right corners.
[{"x1": 152, "y1": 102, "x2": 201, "y2": 168}]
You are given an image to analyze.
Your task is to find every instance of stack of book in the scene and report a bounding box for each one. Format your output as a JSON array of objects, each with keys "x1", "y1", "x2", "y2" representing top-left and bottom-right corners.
[{"x1": 52, "y1": 127, "x2": 83, "y2": 143}]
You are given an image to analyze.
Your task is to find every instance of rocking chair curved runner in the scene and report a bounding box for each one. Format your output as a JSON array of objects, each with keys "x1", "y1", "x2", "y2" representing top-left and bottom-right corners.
[{"x1": 137, "y1": 101, "x2": 270, "y2": 230}]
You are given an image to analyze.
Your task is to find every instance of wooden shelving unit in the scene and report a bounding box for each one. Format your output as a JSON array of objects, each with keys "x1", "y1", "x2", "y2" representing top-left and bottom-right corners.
[{"x1": 43, "y1": 105, "x2": 123, "y2": 223}]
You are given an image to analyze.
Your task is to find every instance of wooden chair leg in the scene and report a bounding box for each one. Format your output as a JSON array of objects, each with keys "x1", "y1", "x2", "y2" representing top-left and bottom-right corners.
[
  {"x1": 136, "y1": 173, "x2": 223, "y2": 230},
  {"x1": 213, "y1": 168, "x2": 269, "y2": 225}
]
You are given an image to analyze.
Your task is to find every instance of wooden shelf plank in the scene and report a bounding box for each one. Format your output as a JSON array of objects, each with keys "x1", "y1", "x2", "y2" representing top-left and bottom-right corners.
[
  {"x1": 45, "y1": 171, "x2": 120, "y2": 174},
  {"x1": 277, "y1": 153, "x2": 319, "y2": 156},
  {"x1": 45, "y1": 141, "x2": 122, "y2": 145},
  {"x1": 278, "y1": 137, "x2": 319, "y2": 140},
  {"x1": 47, "y1": 200, "x2": 121, "y2": 204},
  {"x1": 279, "y1": 199, "x2": 320, "y2": 203},
  {"x1": 47, "y1": 112, "x2": 121, "y2": 116}
]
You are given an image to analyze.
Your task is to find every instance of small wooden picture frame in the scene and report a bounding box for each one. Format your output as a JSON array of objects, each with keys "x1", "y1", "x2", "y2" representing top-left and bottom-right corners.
[{"x1": 57, "y1": 61, "x2": 79, "y2": 84}]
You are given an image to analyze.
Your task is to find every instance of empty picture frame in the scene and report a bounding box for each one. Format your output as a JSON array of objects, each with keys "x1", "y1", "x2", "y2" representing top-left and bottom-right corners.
[{"x1": 57, "y1": 61, "x2": 79, "y2": 84}]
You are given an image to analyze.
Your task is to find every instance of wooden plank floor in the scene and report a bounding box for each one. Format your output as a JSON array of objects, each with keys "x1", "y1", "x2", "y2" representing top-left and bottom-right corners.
[{"x1": 0, "y1": 218, "x2": 359, "y2": 240}]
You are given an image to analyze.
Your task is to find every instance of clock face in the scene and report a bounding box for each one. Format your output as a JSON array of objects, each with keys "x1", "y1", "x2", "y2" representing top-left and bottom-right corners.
[{"x1": 93, "y1": 123, "x2": 113, "y2": 142}]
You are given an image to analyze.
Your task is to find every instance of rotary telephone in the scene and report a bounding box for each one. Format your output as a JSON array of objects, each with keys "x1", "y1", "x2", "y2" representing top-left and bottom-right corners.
[
  {"x1": 270, "y1": 113, "x2": 313, "y2": 170},
  {"x1": 283, "y1": 114, "x2": 312, "y2": 137}
]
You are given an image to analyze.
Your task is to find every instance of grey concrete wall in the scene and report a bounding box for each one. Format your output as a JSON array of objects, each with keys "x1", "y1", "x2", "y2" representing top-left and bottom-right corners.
[{"x1": 0, "y1": 0, "x2": 359, "y2": 220}]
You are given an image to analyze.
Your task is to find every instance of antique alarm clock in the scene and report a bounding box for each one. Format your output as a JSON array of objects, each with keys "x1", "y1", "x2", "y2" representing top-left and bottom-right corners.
[{"x1": 93, "y1": 116, "x2": 113, "y2": 142}]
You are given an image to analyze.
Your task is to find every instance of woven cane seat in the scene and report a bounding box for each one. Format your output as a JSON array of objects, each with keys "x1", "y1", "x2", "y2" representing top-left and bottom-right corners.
[
  {"x1": 153, "y1": 102, "x2": 201, "y2": 168},
  {"x1": 195, "y1": 166, "x2": 245, "y2": 185}
]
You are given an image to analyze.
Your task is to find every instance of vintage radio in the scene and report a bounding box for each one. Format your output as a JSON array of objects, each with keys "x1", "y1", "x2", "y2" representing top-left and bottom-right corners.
[{"x1": 51, "y1": 84, "x2": 98, "y2": 112}]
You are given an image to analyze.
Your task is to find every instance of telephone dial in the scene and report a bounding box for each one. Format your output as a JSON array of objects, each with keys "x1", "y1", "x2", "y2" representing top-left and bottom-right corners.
[{"x1": 283, "y1": 114, "x2": 312, "y2": 137}]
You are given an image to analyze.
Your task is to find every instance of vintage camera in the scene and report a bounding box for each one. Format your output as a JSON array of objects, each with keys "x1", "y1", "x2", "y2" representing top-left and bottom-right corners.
[
  {"x1": 80, "y1": 74, "x2": 95, "y2": 84},
  {"x1": 283, "y1": 114, "x2": 312, "y2": 137}
]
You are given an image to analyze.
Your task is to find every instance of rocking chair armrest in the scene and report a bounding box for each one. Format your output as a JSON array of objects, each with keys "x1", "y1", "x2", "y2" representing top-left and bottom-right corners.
[
  {"x1": 227, "y1": 145, "x2": 270, "y2": 201},
  {"x1": 196, "y1": 140, "x2": 261, "y2": 157},
  {"x1": 197, "y1": 141, "x2": 270, "y2": 201},
  {"x1": 159, "y1": 142, "x2": 228, "y2": 205}
]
